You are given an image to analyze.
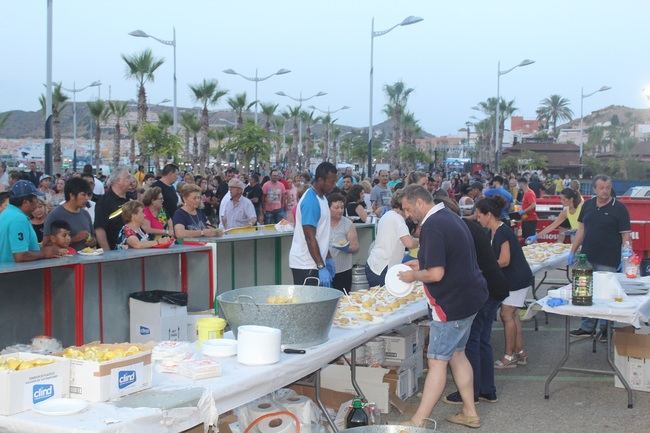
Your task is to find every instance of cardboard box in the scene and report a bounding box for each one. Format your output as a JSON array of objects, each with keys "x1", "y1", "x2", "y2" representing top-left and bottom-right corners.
[
  {"x1": 0, "y1": 353, "x2": 70, "y2": 415},
  {"x1": 67, "y1": 349, "x2": 153, "y2": 402},
  {"x1": 289, "y1": 384, "x2": 355, "y2": 411},
  {"x1": 614, "y1": 327, "x2": 650, "y2": 392},
  {"x1": 415, "y1": 319, "x2": 430, "y2": 349},
  {"x1": 187, "y1": 310, "x2": 216, "y2": 342},
  {"x1": 321, "y1": 363, "x2": 418, "y2": 413},
  {"x1": 129, "y1": 296, "x2": 188, "y2": 343},
  {"x1": 378, "y1": 324, "x2": 418, "y2": 361}
]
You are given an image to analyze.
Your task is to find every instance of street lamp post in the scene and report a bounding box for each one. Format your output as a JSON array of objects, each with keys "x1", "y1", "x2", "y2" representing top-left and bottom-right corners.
[
  {"x1": 579, "y1": 85, "x2": 611, "y2": 177},
  {"x1": 368, "y1": 15, "x2": 423, "y2": 178},
  {"x1": 44, "y1": 0, "x2": 53, "y2": 175},
  {"x1": 129, "y1": 27, "x2": 177, "y2": 133},
  {"x1": 62, "y1": 81, "x2": 101, "y2": 171},
  {"x1": 494, "y1": 59, "x2": 535, "y2": 172},
  {"x1": 275, "y1": 91, "x2": 326, "y2": 170},
  {"x1": 308, "y1": 105, "x2": 350, "y2": 161},
  {"x1": 223, "y1": 68, "x2": 291, "y2": 125}
]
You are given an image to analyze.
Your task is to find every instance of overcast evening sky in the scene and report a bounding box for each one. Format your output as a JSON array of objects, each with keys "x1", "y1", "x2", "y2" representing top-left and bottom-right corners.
[{"x1": 2, "y1": 0, "x2": 650, "y2": 135}]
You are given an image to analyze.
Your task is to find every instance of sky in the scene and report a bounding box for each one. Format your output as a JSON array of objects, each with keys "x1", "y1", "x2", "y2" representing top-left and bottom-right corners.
[{"x1": 3, "y1": 0, "x2": 650, "y2": 136}]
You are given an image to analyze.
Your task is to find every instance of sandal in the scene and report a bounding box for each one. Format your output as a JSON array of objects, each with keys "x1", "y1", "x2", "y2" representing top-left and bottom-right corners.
[
  {"x1": 516, "y1": 350, "x2": 528, "y2": 365},
  {"x1": 446, "y1": 412, "x2": 481, "y2": 429},
  {"x1": 494, "y1": 354, "x2": 518, "y2": 369}
]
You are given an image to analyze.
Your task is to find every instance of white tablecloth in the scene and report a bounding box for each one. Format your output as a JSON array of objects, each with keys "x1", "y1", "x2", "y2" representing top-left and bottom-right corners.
[
  {"x1": 529, "y1": 252, "x2": 569, "y2": 275},
  {"x1": 0, "y1": 301, "x2": 428, "y2": 433},
  {"x1": 526, "y1": 278, "x2": 650, "y2": 328}
]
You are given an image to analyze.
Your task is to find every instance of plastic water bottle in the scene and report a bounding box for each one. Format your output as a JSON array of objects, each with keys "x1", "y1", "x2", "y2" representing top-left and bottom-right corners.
[{"x1": 621, "y1": 240, "x2": 633, "y2": 273}]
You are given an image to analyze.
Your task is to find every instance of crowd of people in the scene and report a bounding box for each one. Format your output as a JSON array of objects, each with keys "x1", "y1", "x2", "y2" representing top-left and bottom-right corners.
[{"x1": 0, "y1": 158, "x2": 632, "y2": 429}]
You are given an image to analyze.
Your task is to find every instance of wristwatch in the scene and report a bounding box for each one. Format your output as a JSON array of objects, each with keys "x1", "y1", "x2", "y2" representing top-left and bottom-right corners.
[{"x1": 317, "y1": 263, "x2": 325, "y2": 270}]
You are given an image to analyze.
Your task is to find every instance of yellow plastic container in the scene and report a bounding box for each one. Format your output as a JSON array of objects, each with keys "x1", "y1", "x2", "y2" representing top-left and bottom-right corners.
[{"x1": 196, "y1": 317, "x2": 227, "y2": 342}]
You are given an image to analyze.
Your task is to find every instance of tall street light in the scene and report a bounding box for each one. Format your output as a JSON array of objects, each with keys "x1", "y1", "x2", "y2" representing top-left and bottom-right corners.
[
  {"x1": 44, "y1": 0, "x2": 53, "y2": 175},
  {"x1": 368, "y1": 15, "x2": 423, "y2": 178},
  {"x1": 61, "y1": 81, "x2": 101, "y2": 171},
  {"x1": 579, "y1": 85, "x2": 611, "y2": 177},
  {"x1": 309, "y1": 105, "x2": 350, "y2": 161},
  {"x1": 223, "y1": 68, "x2": 291, "y2": 125},
  {"x1": 276, "y1": 90, "x2": 327, "y2": 170},
  {"x1": 129, "y1": 27, "x2": 177, "y2": 133},
  {"x1": 494, "y1": 58, "x2": 535, "y2": 172}
]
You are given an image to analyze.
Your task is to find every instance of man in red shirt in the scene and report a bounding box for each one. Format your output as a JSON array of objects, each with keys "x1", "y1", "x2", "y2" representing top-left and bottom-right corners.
[{"x1": 518, "y1": 177, "x2": 538, "y2": 239}]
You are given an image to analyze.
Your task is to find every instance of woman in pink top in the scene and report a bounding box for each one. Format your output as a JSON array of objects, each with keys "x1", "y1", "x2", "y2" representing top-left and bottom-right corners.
[
  {"x1": 285, "y1": 178, "x2": 298, "y2": 223},
  {"x1": 141, "y1": 186, "x2": 173, "y2": 238}
]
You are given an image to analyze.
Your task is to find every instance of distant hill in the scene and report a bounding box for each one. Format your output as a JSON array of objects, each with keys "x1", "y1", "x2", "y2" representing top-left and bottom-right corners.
[
  {"x1": 0, "y1": 102, "x2": 434, "y2": 140},
  {"x1": 559, "y1": 105, "x2": 650, "y2": 129}
]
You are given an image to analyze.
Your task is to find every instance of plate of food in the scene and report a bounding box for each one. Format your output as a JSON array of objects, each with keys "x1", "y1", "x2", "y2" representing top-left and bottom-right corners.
[
  {"x1": 333, "y1": 239, "x2": 350, "y2": 248},
  {"x1": 152, "y1": 238, "x2": 176, "y2": 249},
  {"x1": 78, "y1": 247, "x2": 104, "y2": 256}
]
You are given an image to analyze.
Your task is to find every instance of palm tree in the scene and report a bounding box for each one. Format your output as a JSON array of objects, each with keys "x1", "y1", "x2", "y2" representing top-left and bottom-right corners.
[
  {"x1": 272, "y1": 117, "x2": 285, "y2": 165},
  {"x1": 383, "y1": 81, "x2": 414, "y2": 164},
  {"x1": 180, "y1": 111, "x2": 200, "y2": 163},
  {"x1": 475, "y1": 97, "x2": 517, "y2": 167},
  {"x1": 157, "y1": 112, "x2": 173, "y2": 130},
  {"x1": 39, "y1": 83, "x2": 69, "y2": 174},
  {"x1": 286, "y1": 105, "x2": 301, "y2": 169},
  {"x1": 260, "y1": 102, "x2": 279, "y2": 132},
  {"x1": 538, "y1": 95, "x2": 574, "y2": 136},
  {"x1": 227, "y1": 93, "x2": 255, "y2": 128},
  {"x1": 121, "y1": 49, "x2": 165, "y2": 125},
  {"x1": 301, "y1": 110, "x2": 317, "y2": 163},
  {"x1": 320, "y1": 113, "x2": 334, "y2": 161},
  {"x1": 86, "y1": 99, "x2": 107, "y2": 169},
  {"x1": 126, "y1": 122, "x2": 138, "y2": 166},
  {"x1": 108, "y1": 100, "x2": 129, "y2": 169},
  {"x1": 189, "y1": 79, "x2": 228, "y2": 173}
]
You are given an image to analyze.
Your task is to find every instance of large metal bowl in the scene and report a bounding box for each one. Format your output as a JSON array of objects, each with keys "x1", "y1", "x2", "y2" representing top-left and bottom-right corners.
[
  {"x1": 339, "y1": 426, "x2": 439, "y2": 433},
  {"x1": 216, "y1": 285, "x2": 342, "y2": 348}
]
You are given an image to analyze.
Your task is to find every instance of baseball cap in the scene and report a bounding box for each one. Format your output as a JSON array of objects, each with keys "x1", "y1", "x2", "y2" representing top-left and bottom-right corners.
[
  {"x1": 228, "y1": 178, "x2": 245, "y2": 190},
  {"x1": 39, "y1": 174, "x2": 52, "y2": 182},
  {"x1": 11, "y1": 180, "x2": 45, "y2": 198}
]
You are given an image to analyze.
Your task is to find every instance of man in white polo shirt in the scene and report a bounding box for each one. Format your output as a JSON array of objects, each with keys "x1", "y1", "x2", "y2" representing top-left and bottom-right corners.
[{"x1": 289, "y1": 162, "x2": 338, "y2": 287}]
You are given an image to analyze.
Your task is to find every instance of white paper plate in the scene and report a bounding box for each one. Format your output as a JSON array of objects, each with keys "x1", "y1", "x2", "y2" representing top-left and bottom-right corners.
[
  {"x1": 202, "y1": 338, "x2": 237, "y2": 357},
  {"x1": 385, "y1": 264, "x2": 415, "y2": 298},
  {"x1": 608, "y1": 300, "x2": 637, "y2": 309},
  {"x1": 33, "y1": 398, "x2": 88, "y2": 416},
  {"x1": 78, "y1": 249, "x2": 104, "y2": 256}
]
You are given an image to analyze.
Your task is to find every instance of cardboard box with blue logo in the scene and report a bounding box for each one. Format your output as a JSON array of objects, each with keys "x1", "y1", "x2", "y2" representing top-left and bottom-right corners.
[
  {"x1": 65, "y1": 342, "x2": 154, "y2": 402},
  {"x1": 0, "y1": 353, "x2": 70, "y2": 415}
]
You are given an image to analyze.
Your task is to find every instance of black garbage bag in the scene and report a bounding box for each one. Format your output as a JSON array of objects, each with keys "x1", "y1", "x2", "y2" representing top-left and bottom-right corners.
[{"x1": 129, "y1": 290, "x2": 188, "y2": 306}]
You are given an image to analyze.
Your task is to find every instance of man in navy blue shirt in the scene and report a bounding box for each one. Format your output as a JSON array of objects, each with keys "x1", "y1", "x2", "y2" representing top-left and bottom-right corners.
[
  {"x1": 398, "y1": 185, "x2": 487, "y2": 429},
  {"x1": 483, "y1": 175, "x2": 512, "y2": 223}
]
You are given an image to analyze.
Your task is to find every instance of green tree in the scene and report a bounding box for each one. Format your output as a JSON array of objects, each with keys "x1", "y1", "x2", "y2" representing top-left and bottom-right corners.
[
  {"x1": 86, "y1": 99, "x2": 108, "y2": 169},
  {"x1": 301, "y1": 110, "x2": 317, "y2": 163},
  {"x1": 189, "y1": 79, "x2": 228, "y2": 173},
  {"x1": 108, "y1": 100, "x2": 129, "y2": 169},
  {"x1": 537, "y1": 95, "x2": 573, "y2": 136},
  {"x1": 121, "y1": 49, "x2": 164, "y2": 125},
  {"x1": 383, "y1": 81, "x2": 414, "y2": 164},
  {"x1": 227, "y1": 92, "x2": 255, "y2": 128},
  {"x1": 136, "y1": 122, "x2": 182, "y2": 167},
  {"x1": 399, "y1": 143, "x2": 430, "y2": 169},
  {"x1": 224, "y1": 120, "x2": 271, "y2": 173},
  {"x1": 475, "y1": 97, "x2": 518, "y2": 167},
  {"x1": 271, "y1": 117, "x2": 286, "y2": 166},
  {"x1": 39, "y1": 83, "x2": 69, "y2": 174}
]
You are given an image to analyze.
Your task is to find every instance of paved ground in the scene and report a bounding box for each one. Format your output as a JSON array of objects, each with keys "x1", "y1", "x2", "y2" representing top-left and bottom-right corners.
[{"x1": 385, "y1": 271, "x2": 650, "y2": 433}]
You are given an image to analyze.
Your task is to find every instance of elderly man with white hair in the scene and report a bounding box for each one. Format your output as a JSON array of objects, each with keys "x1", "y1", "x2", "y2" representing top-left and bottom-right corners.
[
  {"x1": 94, "y1": 167, "x2": 131, "y2": 250},
  {"x1": 220, "y1": 178, "x2": 257, "y2": 230}
]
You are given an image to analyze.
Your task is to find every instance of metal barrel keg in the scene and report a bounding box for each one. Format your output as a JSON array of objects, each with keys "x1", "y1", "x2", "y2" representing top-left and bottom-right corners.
[{"x1": 351, "y1": 264, "x2": 369, "y2": 292}]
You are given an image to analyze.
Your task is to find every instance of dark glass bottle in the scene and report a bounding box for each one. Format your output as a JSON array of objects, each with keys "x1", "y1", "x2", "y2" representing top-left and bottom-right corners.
[
  {"x1": 572, "y1": 253, "x2": 593, "y2": 306},
  {"x1": 345, "y1": 398, "x2": 368, "y2": 428}
]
